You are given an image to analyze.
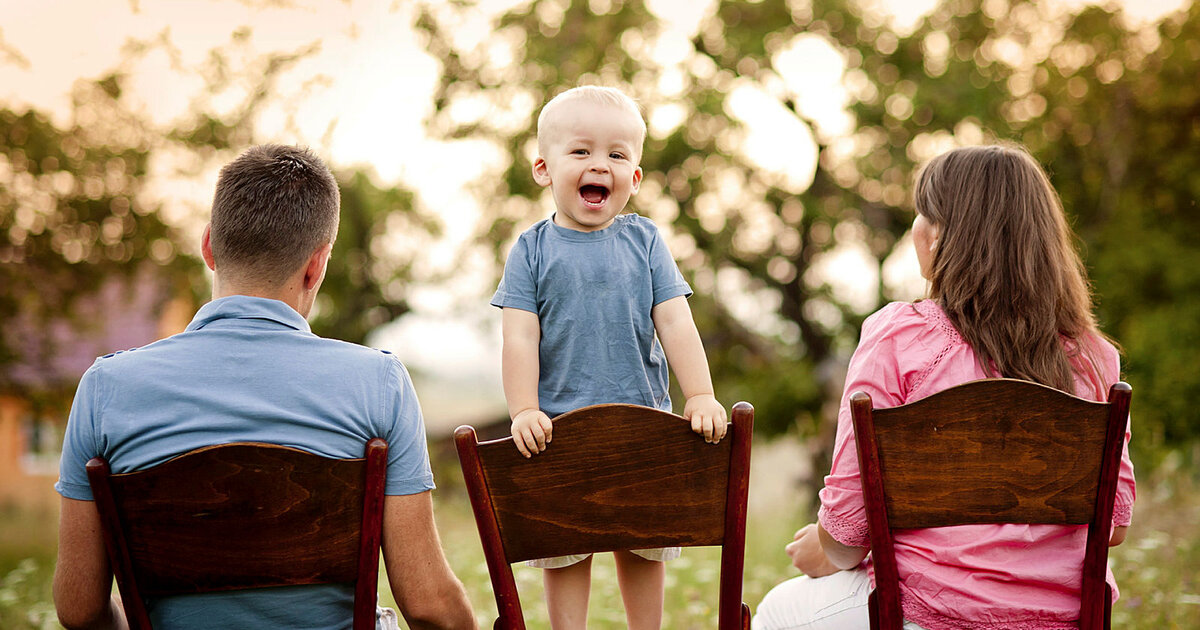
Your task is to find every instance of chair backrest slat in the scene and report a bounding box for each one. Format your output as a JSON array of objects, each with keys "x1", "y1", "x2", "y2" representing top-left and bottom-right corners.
[
  {"x1": 870, "y1": 379, "x2": 1112, "y2": 529},
  {"x1": 87, "y1": 438, "x2": 387, "y2": 630},
  {"x1": 475, "y1": 405, "x2": 730, "y2": 561},
  {"x1": 852, "y1": 378, "x2": 1130, "y2": 630},
  {"x1": 456, "y1": 402, "x2": 754, "y2": 630}
]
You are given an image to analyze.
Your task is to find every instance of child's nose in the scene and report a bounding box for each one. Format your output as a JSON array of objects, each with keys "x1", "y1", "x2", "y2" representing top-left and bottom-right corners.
[{"x1": 589, "y1": 160, "x2": 609, "y2": 173}]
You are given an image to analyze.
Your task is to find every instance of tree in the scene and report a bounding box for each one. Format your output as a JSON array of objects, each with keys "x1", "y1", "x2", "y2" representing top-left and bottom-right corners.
[
  {"x1": 0, "y1": 76, "x2": 202, "y2": 395},
  {"x1": 415, "y1": 0, "x2": 1200, "y2": 466},
  {"x1": 1, "y1": 32, "x2": 441, "y2": 397}
]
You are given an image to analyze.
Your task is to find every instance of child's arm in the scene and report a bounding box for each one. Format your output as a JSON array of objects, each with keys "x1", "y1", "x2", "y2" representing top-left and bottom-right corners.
[
  {"x1": 501, "y1": 307, "x2": 554, "y2": 458},
  {"x1": 652, "y1": 295, "x2": 728, "y2": 443}
]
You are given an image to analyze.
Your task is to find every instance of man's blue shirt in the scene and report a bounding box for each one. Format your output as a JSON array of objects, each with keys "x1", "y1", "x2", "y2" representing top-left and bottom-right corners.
[{"x1": 56, "y1": 295, "x2": 434, "y2": 629}]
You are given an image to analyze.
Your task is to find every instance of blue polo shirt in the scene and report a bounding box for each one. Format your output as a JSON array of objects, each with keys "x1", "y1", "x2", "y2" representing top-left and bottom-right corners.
[{"x1": 56, "y1": 295, "x2": 434, "y2": 629}]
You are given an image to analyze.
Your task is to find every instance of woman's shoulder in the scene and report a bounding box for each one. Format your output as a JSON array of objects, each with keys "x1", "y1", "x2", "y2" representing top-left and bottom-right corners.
[
  {"x1": 858, "y1": 301, "x2": 964, "y2": 376},
  {"x1": 862, "y1": 300, "x2": 959, "y2": 343}
]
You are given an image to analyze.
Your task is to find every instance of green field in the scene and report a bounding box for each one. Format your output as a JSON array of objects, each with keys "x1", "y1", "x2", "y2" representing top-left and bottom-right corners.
[{"x1": 3, "y1": 441, "x2": 1198, "y2": 629}]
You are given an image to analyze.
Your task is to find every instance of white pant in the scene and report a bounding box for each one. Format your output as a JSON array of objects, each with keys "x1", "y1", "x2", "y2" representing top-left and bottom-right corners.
[
  {"x1": 378, "y1": 606, "x2": 401, "y2": 630},
  {"x1": 752, "y1": 568, "x2": 926, "y2": 630}
]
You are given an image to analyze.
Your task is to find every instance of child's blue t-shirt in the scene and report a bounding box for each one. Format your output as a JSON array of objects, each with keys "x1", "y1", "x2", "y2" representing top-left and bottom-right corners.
[{"x1": 491, "y1": 213, "x2": 692, "y2": 417}]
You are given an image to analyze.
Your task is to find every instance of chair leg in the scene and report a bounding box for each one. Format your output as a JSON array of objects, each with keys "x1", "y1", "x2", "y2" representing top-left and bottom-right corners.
[{"x1": 741, "y1": 602, "x2": 751, "y2": 630}]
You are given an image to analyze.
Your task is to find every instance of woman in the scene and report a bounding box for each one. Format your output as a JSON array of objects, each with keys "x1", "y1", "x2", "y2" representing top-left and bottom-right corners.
[{"x1": 753, "y1": 144, "x2": 1135, "y2": 630}]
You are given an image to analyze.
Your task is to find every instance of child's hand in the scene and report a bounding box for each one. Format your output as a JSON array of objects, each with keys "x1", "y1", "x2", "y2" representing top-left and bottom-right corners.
[
  {"x1": 511, "y1": 408, "x2": 554, "y2": 458},
  {"x1": 684, "y1": 394, "x2": 727, "y2": 444}
]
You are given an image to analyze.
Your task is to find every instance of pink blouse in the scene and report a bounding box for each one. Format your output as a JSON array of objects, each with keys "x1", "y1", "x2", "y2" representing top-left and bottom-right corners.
[{"x1": 818, "y1": 300, "x2": 1135, "y2": 630}]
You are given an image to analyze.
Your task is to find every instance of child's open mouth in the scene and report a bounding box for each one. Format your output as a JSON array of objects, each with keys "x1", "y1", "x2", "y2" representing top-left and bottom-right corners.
[{"x1": 579, "y1": 184, "x2": 610, "y2": 208}]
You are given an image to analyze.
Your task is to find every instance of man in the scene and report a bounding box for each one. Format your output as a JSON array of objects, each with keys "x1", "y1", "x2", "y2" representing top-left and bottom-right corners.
[{"x1": 53, "y1": 145, "x2": 476, "y2": 630}]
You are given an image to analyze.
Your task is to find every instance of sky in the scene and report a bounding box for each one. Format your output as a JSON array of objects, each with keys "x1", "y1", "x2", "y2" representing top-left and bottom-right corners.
[{"x1": 0, "y1": 0, "x2": 1189, "y2": 422}]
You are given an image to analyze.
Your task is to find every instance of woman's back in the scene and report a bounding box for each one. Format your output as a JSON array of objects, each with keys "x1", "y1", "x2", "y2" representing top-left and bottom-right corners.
[
  {"x1": 817, "y1": 300, "x2": 1134, "y2": 630},
  {"x1": 753, "y1": 144, "x2": 1134, "y2": 630}
]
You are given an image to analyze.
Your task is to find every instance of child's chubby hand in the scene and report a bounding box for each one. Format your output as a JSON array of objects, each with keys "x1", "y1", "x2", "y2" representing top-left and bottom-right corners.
[
  {"x1": 684, "y1": 394, "x2": 727, "y2": 444},
  {"x1": 511, "y1": 408, "x2": 554, "y2": 458}
]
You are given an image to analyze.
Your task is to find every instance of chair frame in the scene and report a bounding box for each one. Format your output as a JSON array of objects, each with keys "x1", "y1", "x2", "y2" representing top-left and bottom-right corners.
[
  {"x1": 86, "y1": 438, "x2": 388, "y2": 630},
  {"x1": 851, "y1": 378, "x2": 1131, "y2": 630},
  {"x1": 455, "y1": 402, "x2": 754, "y2": 630}
]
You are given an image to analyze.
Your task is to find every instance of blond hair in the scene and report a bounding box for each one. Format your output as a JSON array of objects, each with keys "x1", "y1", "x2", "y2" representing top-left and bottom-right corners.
[
  {"x1": 536, "y1": 86, "x2": 646, "y2": 157},
  {"x1": 915, "y1": 144, "x2": 1113, "y2": 394}
]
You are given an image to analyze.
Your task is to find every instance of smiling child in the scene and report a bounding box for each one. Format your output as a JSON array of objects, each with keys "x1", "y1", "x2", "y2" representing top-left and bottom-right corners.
[{"x1": 489, "y1": 85, "x2": 727, "y2": 630}]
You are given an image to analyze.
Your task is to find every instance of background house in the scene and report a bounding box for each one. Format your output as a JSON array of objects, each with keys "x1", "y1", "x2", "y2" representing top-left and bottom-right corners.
[{"x1": 0, "y1": 268, "x2": 191, "y2": 511}]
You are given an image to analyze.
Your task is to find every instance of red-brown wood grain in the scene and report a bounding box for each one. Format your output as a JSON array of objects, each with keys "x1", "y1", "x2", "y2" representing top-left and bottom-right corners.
[
  {"x1": 852, "y1": 378, "x2": 1130, "y2": 630},
  {"x1": 456, "y1": 402, "x2": 754, "y2": 630},
  {"x1": 87, "y1": 438, "x2": 388, "y2": 630}
]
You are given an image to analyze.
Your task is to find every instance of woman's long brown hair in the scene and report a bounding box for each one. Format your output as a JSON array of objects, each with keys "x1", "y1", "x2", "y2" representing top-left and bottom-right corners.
[{"x1": 914, "y1": 144, "x2": 1111, "y2": 393}]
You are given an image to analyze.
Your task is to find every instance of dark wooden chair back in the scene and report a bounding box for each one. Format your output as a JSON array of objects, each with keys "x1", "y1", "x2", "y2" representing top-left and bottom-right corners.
[
  {"x1": 850, "y1": 378, "x2": 1131, "y2": 630},
  {"x1": 86, "y1": 439, "x2": 388, "y2": 630},
  {"x1": 455, "y1": 402, "x2": 754, "y2": 630}
]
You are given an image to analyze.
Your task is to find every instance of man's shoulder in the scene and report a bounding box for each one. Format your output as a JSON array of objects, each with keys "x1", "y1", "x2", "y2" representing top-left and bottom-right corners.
[
  {"x1": 312, "y1": 336, "x2": 402, "y2": 366},
  {"x1": 90, "y1": 327, "x2": 400, "y2": 378}
]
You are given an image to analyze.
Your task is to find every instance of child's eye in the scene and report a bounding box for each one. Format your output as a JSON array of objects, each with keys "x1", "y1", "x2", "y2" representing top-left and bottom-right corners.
[
  {"x1": 571, "y1": 149, "x2": 588, "y2": 155},
  {"x1": 610, "y1": 152, "x2": 626, "y2": 160}
]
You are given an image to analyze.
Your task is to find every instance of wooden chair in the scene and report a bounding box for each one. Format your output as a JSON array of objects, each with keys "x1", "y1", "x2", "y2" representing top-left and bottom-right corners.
[
  {"x1": 850, "y1": 378, "x2": 1132, "y2": 630},
  {"x1": 86, "y1": 439, "x2": 388, "y2": 630},
  {"x1": 455, "y1": 402, "x2": 754, "y2": 630}
]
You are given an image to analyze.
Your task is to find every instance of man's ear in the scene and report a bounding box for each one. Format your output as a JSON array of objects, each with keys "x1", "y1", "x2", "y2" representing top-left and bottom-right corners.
[
  {"x1": 201, "y1": 224, "x2": 216, "y2": 271},
  {"x1": 532, "y1": 157, "x2": 552, "y2": 188},
  {"x1": 302, "y1": 243, "x2": 333, "y2": 291},
  {"x1": 631, "y1": 166, "x2": 643, "y2": 194}
]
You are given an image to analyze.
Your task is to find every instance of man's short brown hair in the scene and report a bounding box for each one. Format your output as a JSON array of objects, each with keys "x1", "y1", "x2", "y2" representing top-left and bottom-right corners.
[{"x1": 209, "y1": 144, "x2": 340, "y2": 285}]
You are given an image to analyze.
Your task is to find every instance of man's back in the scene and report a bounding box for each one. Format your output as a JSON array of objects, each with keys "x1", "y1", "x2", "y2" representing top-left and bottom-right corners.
[{"x1": 56, "y1": 295, "x2": 434, "y2": 628}]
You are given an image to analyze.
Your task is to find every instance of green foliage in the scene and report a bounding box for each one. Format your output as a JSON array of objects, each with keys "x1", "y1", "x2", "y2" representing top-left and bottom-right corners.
[
  {"x1": 416, "y1": 0, "x2": 1200, "y2": 454},
  {"x1": 311, "y1": 171, "x2": 441, "y2": 345},
  {"x1": 0, "y1": 77, "x2": 202, "y2": 392},
  {"x1": 0, "y1": 559, "x2": 56, "y2": 630},
  {"x1": 1, "y1": 33, "x2": 439, "y2": 390}
]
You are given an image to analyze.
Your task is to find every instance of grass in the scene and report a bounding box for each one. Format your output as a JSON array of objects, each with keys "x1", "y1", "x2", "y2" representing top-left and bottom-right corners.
[
  {"x1": 0, "y1": 503, "x2": 58, "y2": 630},
  {"x1": 4, "y1": 439, "x2": 1199, "y2": 629},
  {"x1": 394, "y1": 482, "x2": 804, "y2": 629},
  {"x1": 1108, "y1": 450, "x2": 1200, "y2": 628}
]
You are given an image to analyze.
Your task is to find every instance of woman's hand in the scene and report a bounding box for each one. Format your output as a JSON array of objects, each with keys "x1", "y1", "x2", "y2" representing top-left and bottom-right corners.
[{"x1": 785, "y1": 523, "x2": 842, "y2": 578}]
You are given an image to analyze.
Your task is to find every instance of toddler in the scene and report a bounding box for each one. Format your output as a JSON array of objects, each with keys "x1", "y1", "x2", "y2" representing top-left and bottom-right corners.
[{"x1": 491, "y1": 85, "x2": 727, "y2": 630}]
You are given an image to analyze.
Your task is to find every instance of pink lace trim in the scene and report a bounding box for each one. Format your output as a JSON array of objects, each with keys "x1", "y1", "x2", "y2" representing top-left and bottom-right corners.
[
  {"x1": 901, "y1": 592, "x2": 1080, "y2": 630},
  {"x1": 1113, "y1": 502, "x2": 1133, "y2": 527},
  {"x1": 908, "y1": 300, "x2": 961, "y2": 397},
  {"x1": 818, "y1": 505, "x2": 871, "y2": 547}
]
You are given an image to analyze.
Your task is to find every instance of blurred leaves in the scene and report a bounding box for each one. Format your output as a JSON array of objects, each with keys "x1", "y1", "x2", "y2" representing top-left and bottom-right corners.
[
  {"x1": 1, "y1": 29, "x2": 438, "y2": 393},
  {"x1": 415, "y1": 0, "x2": 1200, "y2": 459},
  {"x1": 4, "y1": 0, "x2": 1198, "y2": 458},
  {"x1": 0, "y1": 76, "x2": 201, "y2": 391},
  {"x1": 311, "y1": 170, "x2": 440, "y2": 344}
]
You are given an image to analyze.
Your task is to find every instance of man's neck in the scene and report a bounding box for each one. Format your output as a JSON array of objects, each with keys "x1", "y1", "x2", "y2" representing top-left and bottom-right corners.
[{"x1": 211, "y1": 280, "x2": 307, "y2": 318}]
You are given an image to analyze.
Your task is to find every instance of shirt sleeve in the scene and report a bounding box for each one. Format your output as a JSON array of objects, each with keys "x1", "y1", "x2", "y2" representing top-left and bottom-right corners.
[
  {"x1": 1096, "y1": 338, "x2": 1136, "y2": 528},
  {"x1": 55, "y1": 361, "x2": 106, "y2": 501},
  {"x1": 818, "y1": 302, "x2": 940, "y2": 547},
  {"x1": 378, "y1": 355, "x2": 436, "y2": 496},
  {"x1": 645, "y1": 220, "x2": 692, "y2": 305},
  {"x1": 490, "y1": 235, "x2": 538, "y2": 313}
]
